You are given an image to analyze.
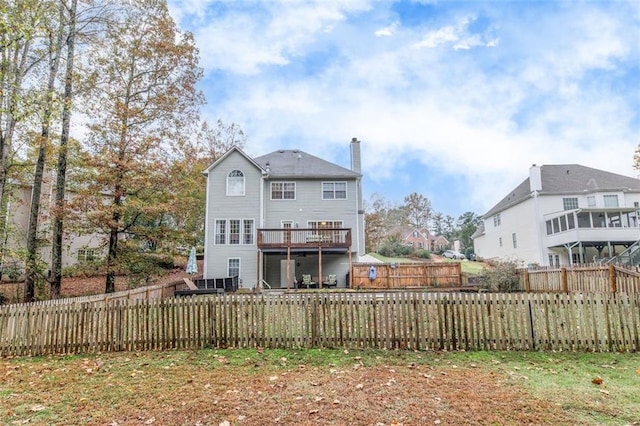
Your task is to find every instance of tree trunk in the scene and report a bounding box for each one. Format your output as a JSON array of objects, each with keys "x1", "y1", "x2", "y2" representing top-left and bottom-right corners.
[
  {"x1": 25, "y1": 10, "x2": 65, "y2": 302},
  {"x1": 105, "y1": 223, "x2": 119, "y2": 293},
  {"x1": 50, "y1": 0, "x2": 77, "y2": 299}
]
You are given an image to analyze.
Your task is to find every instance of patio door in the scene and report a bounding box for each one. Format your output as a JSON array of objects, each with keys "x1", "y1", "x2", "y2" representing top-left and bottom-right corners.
[
  {"x1": 282, "y1": 220, "x2": 293, "y2": 244},
  {"x1": 280, "y1": 259, "x2": 296, "y2": 288}
]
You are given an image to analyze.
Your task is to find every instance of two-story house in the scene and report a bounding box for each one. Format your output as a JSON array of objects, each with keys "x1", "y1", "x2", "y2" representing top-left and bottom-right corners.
[
  {"x1": 1, "y1": 176, "x2": 104, "y2": 281},
  {"x1": 387, "y1": 226, "x2": 449, "y2": 252},
  {"x1": 473, "y1": 164, "x2": 640, "y2": 267},
  {"x1": 202, "y1": 138, "x2": 365, "y2": 289}
]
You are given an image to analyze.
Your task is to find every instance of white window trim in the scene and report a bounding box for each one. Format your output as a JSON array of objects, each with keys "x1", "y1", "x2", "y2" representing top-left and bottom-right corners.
[
  {"x1": 226, "y1": 170, "x2": 245, "y2": 196},
  {"x1": 322, "y1": 181, "x2": 348, "y2": 200},
  {"x1": 270, "y1": 181, "x2": 296, "y2": 200},
  {"x1": 227, "y1": 258, "x2": 241, "y2": 277},
  {"x1": 214, "y1": 218, "x2": 255, "y2": 245}
]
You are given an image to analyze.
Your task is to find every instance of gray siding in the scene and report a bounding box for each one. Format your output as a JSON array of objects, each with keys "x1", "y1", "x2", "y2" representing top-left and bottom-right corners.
[
  {"x1": 263, "y1": 178, "x2": 362, "y2": 254},
  {"x1": 204, "y1": 151, "x2": 262, "y2": 287}
]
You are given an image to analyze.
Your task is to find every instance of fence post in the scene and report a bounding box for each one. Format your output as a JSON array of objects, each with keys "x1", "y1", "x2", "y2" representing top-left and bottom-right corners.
[
  {"x1": 561, "y1": 267, "x2": 568, "y2": 293},
  {"x1": 524, "y1": 269, "x2": 530, "y2": 292},
  {"x1": 609, "y1": 265, "x2": 616, "y2": 293}
]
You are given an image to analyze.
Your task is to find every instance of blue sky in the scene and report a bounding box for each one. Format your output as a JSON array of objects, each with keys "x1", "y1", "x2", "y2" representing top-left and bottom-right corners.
[{"x1": 167, "y1": 0, "x2": 640, "y2": 219}]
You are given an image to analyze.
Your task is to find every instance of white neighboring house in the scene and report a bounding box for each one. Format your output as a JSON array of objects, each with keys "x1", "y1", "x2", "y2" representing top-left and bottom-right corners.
[
  {"x1": 1, "y1": 176, "x2": 104, "y2": 281},
  {"x1": 473, "y1": 164, "x2": 640, "y2": 267},
  {"x1": 203, "y1": 138, "x2": 366, "y2": 289}
]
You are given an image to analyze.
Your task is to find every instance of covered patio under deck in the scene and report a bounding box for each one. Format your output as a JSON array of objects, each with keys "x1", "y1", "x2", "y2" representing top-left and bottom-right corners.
[{"x1": 256, "y1": 228, "x2": 352, "y2": 289}]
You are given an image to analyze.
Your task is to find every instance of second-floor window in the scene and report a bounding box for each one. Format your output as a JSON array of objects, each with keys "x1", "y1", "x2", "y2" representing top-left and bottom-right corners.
[
  {"x1": 603, "y1": 195, "x2": 619, "y2": 208},
  {"x1": 512, "y1": 233, "x2": 517, "y2": 248},
  {"x1": 271, "y1": 182, "x2": 295, "y2": 200},
  {"x1": 322, "y1": 182, "x2": 347, "y2": 200},
  {"x1": 562, "y1": 197, "x2": 578, "y2": 210},
  {"x1": 227, "y1": 170, "x2": 245, "y2": 196},
  {"x1": 493, "y1": 213, "x2": 501, "y2": 227}
]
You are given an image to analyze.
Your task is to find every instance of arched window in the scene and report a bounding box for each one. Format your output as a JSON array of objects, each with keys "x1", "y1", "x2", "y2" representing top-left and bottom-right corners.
[{"x1": 227, "y1": 170, "x2": 245, "y2": 196}]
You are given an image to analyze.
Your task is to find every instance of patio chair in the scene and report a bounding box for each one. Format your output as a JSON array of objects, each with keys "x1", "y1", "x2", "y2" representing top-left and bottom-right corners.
[
  {"x1": 301, "y1": 274, "x2": 313, "y2": 288},
  {"x1": 323, "y1": 274, "x2": 337, "y2": 288}
]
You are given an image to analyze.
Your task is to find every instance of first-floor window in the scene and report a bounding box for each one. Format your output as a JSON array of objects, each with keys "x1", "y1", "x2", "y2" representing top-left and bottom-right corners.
[
  {"x1": 243, "y1": 219, "x2": 254, "y2": 244},
  {"x1": 77, "y1": 248, "x2": 97, "y2": 262},
  {"x1": 215, "y1": 220, "x2": 226, "y2": 244},
  {"x1": 228, "y1": 258, "x2": 240, "y2": 277},
  {"x1": 229, "y1": 219, "x2": 241, "y2": 244},
  {"x1": 214, "y1": 218, "x2": 254, "y2": 245}
]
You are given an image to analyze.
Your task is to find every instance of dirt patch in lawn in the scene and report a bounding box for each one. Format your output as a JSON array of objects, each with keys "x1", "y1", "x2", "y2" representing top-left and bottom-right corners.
[{"x1": 0, "y1": 350, "x2": 575, "y2": 425}]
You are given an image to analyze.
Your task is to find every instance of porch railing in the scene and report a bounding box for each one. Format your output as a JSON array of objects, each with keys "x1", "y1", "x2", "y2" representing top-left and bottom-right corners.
[{"x1": 257, "y1": 228, "x2": 351, "y2": 249}]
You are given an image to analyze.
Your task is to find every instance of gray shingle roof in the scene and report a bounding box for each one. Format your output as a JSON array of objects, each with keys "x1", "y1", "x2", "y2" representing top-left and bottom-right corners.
[
  {"x1": 254, "y1": 149, "x2": 360, "y2": 179},
  {"x1": 483, "y1": 164, "x2": 640, "y2": 218}
]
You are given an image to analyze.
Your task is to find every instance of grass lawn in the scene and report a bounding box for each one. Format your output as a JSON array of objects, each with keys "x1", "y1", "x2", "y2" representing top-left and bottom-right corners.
[{"x1": 1, "y1": 349, "x2": 638, "y2": 425}]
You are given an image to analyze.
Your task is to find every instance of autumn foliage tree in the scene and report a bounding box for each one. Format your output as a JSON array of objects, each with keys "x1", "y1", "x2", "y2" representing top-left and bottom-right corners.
[
  {"x1": 73, "y1": 0, "x2": 203, "y2": 293},
  {"x1": 169, "y1": 119, "x2": 246, "y2": 248}
]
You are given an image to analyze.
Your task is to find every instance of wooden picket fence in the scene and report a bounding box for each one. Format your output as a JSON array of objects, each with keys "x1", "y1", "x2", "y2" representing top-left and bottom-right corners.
[
  {"x1": 351, "y1": 262, "x2": 464, "y2": 289},
  {"x1": 519, "y1": 264, "x2": 640, "y2": 294},
  {"x1": 1, "y1": 291, "x2": 639, "y2": 356}
]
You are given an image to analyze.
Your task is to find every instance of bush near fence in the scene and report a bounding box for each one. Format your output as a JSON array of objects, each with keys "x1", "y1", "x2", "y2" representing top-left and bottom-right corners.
[
  {"x1": 2, "y1": 291, "x2": 639, "y2": 357},
  {"x1": 519, "y1": 264, "x2": 640, "y2": 294}
]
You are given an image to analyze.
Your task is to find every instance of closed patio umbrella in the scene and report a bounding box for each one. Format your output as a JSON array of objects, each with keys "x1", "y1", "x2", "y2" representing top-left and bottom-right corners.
[{"x1": 186, "y1": 247, "x2": 198, "y2": 275}]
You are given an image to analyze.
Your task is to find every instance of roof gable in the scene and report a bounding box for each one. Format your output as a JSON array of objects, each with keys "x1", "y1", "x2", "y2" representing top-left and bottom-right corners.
[{"x1": 203, "y1": 146, "x2": 263, "y2": 175}]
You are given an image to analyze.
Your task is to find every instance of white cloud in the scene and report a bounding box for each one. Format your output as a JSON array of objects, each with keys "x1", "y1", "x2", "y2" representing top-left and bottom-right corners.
[
  {"x1": 375, "y1": 21, "x2": 399, "y2": 37},
  {"x1": 168, "y1": 0, "x2": 640, "y2": 215}
]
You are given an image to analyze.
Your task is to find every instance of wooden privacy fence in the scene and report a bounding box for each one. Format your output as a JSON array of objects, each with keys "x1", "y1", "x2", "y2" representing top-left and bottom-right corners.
[
  {"x1": 351, "y1": 262, "x2": 464, "y2": 289},
  {"x1": 519, "y1": 265, "x2": 640, "y2": 294},
  {"x1": 1, "y1": 291, "x2": 639, "y2": 356}
]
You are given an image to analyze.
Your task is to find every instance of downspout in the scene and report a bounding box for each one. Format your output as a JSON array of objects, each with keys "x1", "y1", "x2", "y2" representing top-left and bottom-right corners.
[
  {"x1": 258, "y1": 170, "x2": 267, "y2": 290},
  {"x1": 202, "y1": 170, "x2": 210, "y2": 278}
]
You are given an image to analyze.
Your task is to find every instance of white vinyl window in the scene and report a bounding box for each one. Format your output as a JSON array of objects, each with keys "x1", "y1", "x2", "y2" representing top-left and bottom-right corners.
[
  {"x1": 562, "y1": 197, "x2": 578, "y2": 210},
  {"x1": 228, "y1": 258, "x2": 240, "y2": 277},
  {"x1": 215, "y1": 219, "x2": 254, "y2": 245},
  {"x1": 322, "y1": 182, "x2": 347, "y2": 200},
  {"x1": 243, "y1": 219, "x2": 254, "y2": 244},
  {"x1": 493, "y1": 213, "x2": 501, "y2": 227},
  {"x1": 271, "y1": 182, "x2": 295, "y2": 200},
  {"x1": 77, "y1": 248, "x2": 97, "y2": 262},
  {"x1": 215, "y1": 220, "x2": 226, "y2": 244},
  {"x1": 227, "y1": 170, "x2": 245, "y2": 196},
  {"x1": 587, "y1": 196, "x2": 596, "y2": 208},
  {"x1": 512, "y1": 233, "x2": 517, "y2": 248},
  {"x1": 229, "y1": 219, "x2": 241, "y2": 244},
  {"x1": 603, "y1": 195, "x2": 619, "y2": 208}
]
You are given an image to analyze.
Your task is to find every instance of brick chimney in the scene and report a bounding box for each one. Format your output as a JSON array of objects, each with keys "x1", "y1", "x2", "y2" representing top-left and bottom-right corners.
[{"x1": 350, "y1": 137, "x2": 361, "y2": 173}]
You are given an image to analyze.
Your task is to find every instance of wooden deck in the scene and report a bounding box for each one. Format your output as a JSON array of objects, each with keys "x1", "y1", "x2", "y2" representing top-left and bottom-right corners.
[{"x1": 257, "y1": 228, "x2": 351, "y2": 250}]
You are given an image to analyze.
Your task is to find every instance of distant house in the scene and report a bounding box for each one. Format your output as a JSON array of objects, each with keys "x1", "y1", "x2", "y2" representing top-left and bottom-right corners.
[
  {"x1": 431, "y1": 234, "x2": 450, "y2": 252},
  {"x1": 388, "y1": 226, "x2": 449, "y2": 252},
  {"x1": 473, "y1": 164, "x2": 640, "y2": 267},
  {"x1": 1, "y1": 175, "x2": 104, "y2": 280},
  {"x1": 202, "y1": 138, "x2": 366, "y2": 289}
]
